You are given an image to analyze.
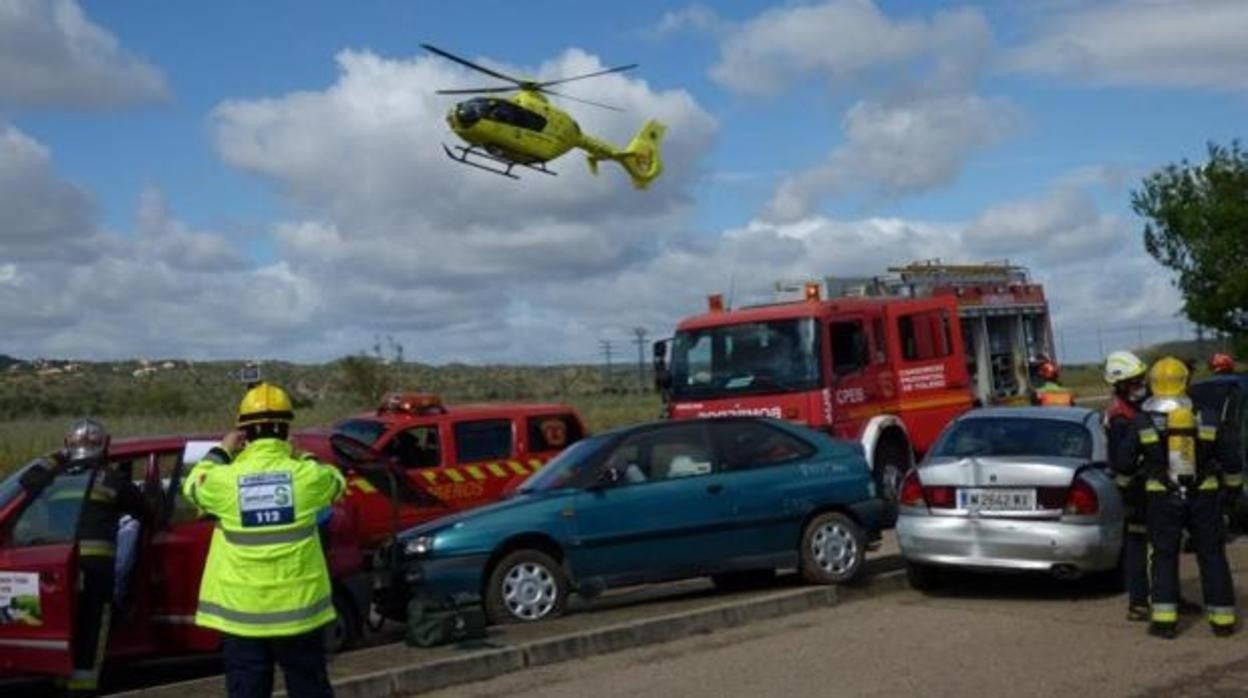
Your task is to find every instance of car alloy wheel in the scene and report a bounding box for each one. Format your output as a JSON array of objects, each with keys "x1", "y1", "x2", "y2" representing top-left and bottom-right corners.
[{"x1": 501, "y1": 561, "x2": 559, "y2": 621}]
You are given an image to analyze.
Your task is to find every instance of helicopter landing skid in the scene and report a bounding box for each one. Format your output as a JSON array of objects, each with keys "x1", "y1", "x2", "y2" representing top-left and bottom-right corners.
[{"x1": 443, "y1": 144, "x2": 556, "y2": 179}]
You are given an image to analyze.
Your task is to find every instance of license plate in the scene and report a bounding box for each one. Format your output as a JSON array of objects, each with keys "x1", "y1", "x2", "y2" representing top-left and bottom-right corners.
[{"x1": 957, "y1": 488, "x2": 1035, "y2": 511}]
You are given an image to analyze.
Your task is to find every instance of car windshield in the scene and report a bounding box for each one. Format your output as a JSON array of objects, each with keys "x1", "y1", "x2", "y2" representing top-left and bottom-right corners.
[
  {"x1": 669, "y1": 318, "x2": 822, "y2": 399},
  {"x1": 0, "y1": 462, "x2": 33, "y2": 511},
  {"x1": 7, "y1": 472, "x2": 92, "y2": 547},
  {"x1": 931, "y1": 417, "x2": 1093, "y2": 460},
  {"x1": 333, "y1": 419, "x2": 389, "y2": 448},
  {"x1": 517, "y1": 436, "x2": 605, "y2": 493}
]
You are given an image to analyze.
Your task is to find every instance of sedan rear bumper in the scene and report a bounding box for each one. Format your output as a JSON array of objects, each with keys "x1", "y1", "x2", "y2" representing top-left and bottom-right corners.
[{"x1": 896, "y1": 513, "x2": 1121, "y2": 575}]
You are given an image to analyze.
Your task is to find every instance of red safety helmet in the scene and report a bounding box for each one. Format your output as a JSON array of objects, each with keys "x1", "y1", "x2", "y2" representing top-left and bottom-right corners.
[
  {"x1": 1037, "y1": 361, "x2": 1060, "y2": 381},
  {"x1": 1210, "y1": 353, "x2": 1235, "y2": 375}
]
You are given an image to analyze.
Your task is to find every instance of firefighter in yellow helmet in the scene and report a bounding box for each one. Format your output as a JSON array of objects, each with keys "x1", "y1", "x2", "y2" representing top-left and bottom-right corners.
[
  {"x1": 183, "y1": 383, "x2": 345, "y2": 696},
  {"x1": 1123, "y1": 357, "x2": 1240, "y2": 638}
]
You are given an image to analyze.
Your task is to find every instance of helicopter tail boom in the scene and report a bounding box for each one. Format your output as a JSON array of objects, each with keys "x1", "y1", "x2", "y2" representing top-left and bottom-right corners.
[{"x1": 583, "y1": 119, "x2": 666, "y2": 190}]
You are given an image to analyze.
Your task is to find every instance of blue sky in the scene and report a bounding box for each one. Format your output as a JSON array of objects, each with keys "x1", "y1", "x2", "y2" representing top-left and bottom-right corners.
[{"x1": 2, "y1": 1, "x2": 1246, "y2": 363}]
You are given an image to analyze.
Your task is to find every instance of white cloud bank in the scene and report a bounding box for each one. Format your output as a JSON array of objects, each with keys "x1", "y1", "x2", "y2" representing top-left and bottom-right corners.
[{"x1": 0, "y1": 0, "x2": 168, "y2": 109}]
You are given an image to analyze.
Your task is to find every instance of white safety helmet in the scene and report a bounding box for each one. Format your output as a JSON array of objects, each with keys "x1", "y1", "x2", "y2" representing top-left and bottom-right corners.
[{"x1": 1103, "y1": 351, "x2": 1147, "y2": 386}]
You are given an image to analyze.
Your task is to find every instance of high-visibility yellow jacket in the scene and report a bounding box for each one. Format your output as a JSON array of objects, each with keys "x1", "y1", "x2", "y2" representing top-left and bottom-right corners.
[
  {"x1": 1036, "y1": 381, "x2": 1075, "y2": 407},
  {"x1": 182, "y1": 438, "x2": 346, "y2": 637}
]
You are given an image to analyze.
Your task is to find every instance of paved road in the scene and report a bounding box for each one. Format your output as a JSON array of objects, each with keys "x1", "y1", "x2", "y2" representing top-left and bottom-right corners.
[{"x1": 424, "y1": 543, "x2": 1248, "y2": 698}]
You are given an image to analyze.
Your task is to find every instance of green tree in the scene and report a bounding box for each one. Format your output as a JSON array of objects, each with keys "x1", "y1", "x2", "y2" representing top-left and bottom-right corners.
[{"x1": 1131, "y1": 141, "x2": 1248, "y2": 348}]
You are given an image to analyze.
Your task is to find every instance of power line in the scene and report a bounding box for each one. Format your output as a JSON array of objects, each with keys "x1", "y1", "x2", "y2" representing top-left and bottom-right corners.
[
  {"x1": 632, "y1": 327, "x2": 648, "y2": 392},
  {"x1": 599, "y1": 339, "x2": 614, "y2": 386}
]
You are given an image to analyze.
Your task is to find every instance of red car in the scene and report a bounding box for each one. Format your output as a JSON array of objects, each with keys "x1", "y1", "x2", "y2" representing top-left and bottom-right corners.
[
  {"x1": 0, "y1": 393, "x2": 588, "y2": 682},
  {"x1": 0, "y1": 435, "x2": 369, "y2": 681}
]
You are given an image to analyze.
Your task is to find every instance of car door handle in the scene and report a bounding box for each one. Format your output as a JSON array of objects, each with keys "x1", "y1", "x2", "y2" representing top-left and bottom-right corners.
[{"x1": 706, "y1": 484, "x2": 724, "y2": 495}]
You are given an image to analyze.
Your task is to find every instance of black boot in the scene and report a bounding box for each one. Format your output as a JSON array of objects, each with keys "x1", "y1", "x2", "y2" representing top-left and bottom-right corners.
[{"x1": 1148, "y1": 622, "x2": 1177, "y2": 639}]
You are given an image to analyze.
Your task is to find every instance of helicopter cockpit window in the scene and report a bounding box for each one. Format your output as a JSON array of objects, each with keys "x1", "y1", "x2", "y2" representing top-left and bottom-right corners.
[
  {"x1": 456, "y1": 98, "x2": 489, "y2": 127},
  {"x1": 488, "y1": 101, "x2": 547, "y2": 132}
]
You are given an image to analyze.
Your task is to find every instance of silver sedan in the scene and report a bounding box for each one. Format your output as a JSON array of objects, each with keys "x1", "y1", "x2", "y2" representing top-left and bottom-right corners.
[{"x1": 896, "y1": 407, "x2": 1123, "y2": 589}]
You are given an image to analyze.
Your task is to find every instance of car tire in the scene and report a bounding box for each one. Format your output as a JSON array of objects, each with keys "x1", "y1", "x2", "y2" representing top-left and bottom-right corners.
[
  {"x1": 904, "y1": 561, "x2": 943, "y2": 592},
  {"x1": 325, "y1": 590, "x2": 362, "y2": 654},
  {"x1": 711, "y1": 569, "x2": 777, "y2": 592},
  {"x1": 800, "y1": 512, "x2": 866, "y2": 585},
  {"x1": 485, "y1": 549, "x2": 569, "y2": 624}
]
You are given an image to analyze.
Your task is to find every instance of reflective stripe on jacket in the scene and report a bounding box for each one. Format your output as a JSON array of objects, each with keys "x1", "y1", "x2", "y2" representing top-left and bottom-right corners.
[{"x1": 182, "y1": 438, "x2": 346, "y2": 637}]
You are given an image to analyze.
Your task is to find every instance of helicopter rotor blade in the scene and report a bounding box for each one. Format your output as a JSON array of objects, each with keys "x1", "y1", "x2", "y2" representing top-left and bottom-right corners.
[
  {"x1": 421, "y1": 44, "x2": 526, "y2": 86},
  {"x1": 435, "y1": 87, "x2": 517, "y2": 95},
  {"x1": 537, "y1": 64, "x2": 638, "y2": 88},
  {"x1": 539, "y1": 88, "x2": 625, "y2": 112}
]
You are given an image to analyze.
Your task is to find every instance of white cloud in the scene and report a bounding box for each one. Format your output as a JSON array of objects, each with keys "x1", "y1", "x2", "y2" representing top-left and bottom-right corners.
[
  {"x1": 649, "y1": 5, "x2": 728, "y2": 39},
  {"x1": 134, "y1": 188, "x2": 247, "y2": 271},
  {"x1": 697, "y1": 1, "x2": 1015, "y2": 221},
  {"x1": 709, "y1": 0, "x2": 992, "y2": 96},
  {"x1": 1005, "y1": 0, "x2": 1248, "y2": 90},
  {"x1": 0, "y1": 0, "x2": 169, "y2": 109},
  {"x1": 764, "y1": 93, "x2": 1021, "y2": 221},
  {"x1": 0, "y1": 123, "x2": 98, "y2": 262}
]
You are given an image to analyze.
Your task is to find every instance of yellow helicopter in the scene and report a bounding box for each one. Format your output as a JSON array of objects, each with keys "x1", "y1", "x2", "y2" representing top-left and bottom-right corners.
[{"x1": 423, "y1": 44, "x2": 666, "y2": 189}]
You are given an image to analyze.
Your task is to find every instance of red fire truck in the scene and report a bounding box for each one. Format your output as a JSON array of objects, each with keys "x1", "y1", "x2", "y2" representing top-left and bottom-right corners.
[{"x1": 654, "y1": 261, "x2": 1055, "y2": 507}]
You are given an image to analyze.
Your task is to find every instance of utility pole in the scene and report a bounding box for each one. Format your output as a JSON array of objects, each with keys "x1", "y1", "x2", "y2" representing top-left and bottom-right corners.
[
  {"x1": 599, "y1": 339, "x2": 614, "y2": 391},
  {"x1": 632, "y1": 327, "x2": 648, "y2": 393}
]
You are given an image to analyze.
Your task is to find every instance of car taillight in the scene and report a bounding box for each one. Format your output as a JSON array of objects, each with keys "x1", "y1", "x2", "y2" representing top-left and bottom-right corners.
[
  {"x1": 899, "y1": 470, "x2": 925, "y2": 507},
  {"x1": 1064, "y1": 477, "x2": 1099, "y2": 515},
  {"x1": 924, "y1": 486, "x2": 956, "y2": 509}
]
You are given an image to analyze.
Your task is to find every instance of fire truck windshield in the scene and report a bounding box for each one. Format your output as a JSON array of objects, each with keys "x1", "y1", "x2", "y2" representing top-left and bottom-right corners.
[
  {"x1": 669, "y1": 318, "x2": 823, "y2": 399},
  {"x1": 333, "y1": 418, "x2": 389, "y2": 447}
]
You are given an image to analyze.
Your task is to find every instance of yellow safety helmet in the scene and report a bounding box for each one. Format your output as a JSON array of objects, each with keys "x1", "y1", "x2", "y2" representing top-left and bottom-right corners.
[
  {"x1": 237, "y1": 382, "x2": 294, "y2": 427},
  {"x1": 1147, "y1": 356, "x2": 1189, "y2": 398}
]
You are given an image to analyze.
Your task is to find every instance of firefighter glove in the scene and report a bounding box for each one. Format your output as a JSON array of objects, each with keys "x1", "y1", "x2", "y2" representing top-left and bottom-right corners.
[{"x1": 19, "y1": 463, "x2": 55, "y2": 493}]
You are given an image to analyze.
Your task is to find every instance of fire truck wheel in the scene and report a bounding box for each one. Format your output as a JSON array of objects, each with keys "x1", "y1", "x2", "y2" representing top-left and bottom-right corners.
[
  {"x1": 873, "y1": 438, "x2": 911, "y2": 511},
  {"x1": 485, "y1": 549, "x2": 569, "y2": 624},
  {"x1": 799, "y1": 512, "x2": 865, "y2": 585},
  {"x1": 325, "y1": 590, "x2": 362, "y2": 654}
]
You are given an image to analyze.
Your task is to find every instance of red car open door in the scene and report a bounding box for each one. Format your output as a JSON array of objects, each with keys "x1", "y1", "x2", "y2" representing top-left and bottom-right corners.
[{"x1": 0, "y1": 469, "x2": 93, "y2": 676}]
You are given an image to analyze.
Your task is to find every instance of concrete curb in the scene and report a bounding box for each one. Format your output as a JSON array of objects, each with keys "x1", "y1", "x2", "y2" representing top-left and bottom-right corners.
[{"x1": 313, "y1": 567, "x2": 910, "y2": 698}]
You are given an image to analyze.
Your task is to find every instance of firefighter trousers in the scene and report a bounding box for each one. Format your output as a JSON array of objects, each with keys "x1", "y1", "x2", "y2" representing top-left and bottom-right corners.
[
  {"x1": 221, "y1": 628, "x2": 334, "y2": 698},
  {"x1": 68, "y1": 557, "x2": 114, "y2": 697},
  {"x1": 1123, "y1": 505, "x2": 1150, "y2": 610},
  {"x1": 1147, "y1": 487, "x2": 1236, "y2": 629}
]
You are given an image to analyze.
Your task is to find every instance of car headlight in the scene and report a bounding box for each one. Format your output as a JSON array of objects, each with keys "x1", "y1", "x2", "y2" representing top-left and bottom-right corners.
[{"x1": 404, "y1": 535, "x2": 435, "y2": 557}]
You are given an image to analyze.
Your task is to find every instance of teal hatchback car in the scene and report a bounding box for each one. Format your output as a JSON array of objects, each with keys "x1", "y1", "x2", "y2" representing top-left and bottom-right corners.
[{"x1": 377, "y1": 417, "x2": 885, "y2": 624}]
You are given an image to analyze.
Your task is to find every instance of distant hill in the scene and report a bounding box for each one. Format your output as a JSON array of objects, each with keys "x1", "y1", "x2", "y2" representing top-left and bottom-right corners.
[{"x1": 0, "y1": 354, "x2": 20, "y2": 370}]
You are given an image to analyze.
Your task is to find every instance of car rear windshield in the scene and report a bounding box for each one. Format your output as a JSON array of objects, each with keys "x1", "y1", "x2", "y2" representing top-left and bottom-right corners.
[
  {"x1": 931, "y1": 417, "x2": 1092, "y2": 460},
  {"x1": 334, "y1": 418, "x2": 389, "y2": 447}
]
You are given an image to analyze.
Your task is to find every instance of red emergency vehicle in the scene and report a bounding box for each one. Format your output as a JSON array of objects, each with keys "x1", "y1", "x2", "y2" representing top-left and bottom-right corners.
[
  {"x1": 0, "y1": 394, "x2": 586, "y2": 684},
  {"x1": 654, "y1": 261, "x2": 1055, "y2": 506},
  {"x1": 0, "y1": 435, "x2": 369, "y2": 682},
  {"x1": 294, "y1": 392, "x2": 587, "y2": 550}
]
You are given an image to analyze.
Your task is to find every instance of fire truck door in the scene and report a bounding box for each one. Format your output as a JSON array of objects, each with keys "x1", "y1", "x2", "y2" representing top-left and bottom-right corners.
[
  {"x1": 0, "y1": 470, "x2": 93, "y2": 675},
  {"x1": 827, "y1": 318, "x2": 876, "y2": 433}
]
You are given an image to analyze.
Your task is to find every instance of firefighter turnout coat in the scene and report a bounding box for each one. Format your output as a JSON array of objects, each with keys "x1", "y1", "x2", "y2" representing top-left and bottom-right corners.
[{"x1": 183, "y1": 438, "x2": 346, "y2": 637}]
